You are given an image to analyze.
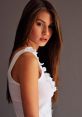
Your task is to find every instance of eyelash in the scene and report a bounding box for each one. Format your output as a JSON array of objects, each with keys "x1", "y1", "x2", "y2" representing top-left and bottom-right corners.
[
  {"x1": 37, "y1": 22, "x2": 43, "y2": 26},
  {"x1": 37, "y1": 22, "x2": 53, "y2": 29}
]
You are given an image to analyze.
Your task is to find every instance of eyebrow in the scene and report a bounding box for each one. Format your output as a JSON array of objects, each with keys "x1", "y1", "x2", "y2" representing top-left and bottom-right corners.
[
  {"x1": 36, "y1": 18, "x2": 46, "y2": 23},
  {"x1": 36, "y1": 18, "x2": 52, "y2": 25}
]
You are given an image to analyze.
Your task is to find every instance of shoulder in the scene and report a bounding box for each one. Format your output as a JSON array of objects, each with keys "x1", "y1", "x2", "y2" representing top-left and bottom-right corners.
[
  {"x1": 17, "y1": 52, "x2": 39, "y2": 70},
  {"x1": 19, "y1": 52, "x2": 38, "y2": 63},
  {"x1": 16, "y1": 52, "x2": 39, "y2": 81}
]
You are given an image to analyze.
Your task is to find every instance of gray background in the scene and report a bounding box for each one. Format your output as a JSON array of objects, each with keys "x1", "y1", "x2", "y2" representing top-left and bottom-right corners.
[{"x1": 0, "y1": 0, "x2": 82, "y2": 117}]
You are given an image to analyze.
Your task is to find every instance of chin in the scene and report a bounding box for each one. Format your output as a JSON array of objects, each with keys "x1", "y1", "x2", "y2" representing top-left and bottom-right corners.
[{"x1": 39, "y1": 43, "x2": 47, "y2": 47}]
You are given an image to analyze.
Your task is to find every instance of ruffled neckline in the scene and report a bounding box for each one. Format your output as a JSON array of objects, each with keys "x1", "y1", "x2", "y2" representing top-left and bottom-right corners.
[{"x1": 40, "y1": 63, "x2": 57, "y2": 93}]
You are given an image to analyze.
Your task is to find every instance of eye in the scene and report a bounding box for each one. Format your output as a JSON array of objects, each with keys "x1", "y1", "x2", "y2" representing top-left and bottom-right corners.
[
  {"x1": 49, "y1": 25, "x2": 53, "y2": 29},
  {"x1": 36, "y1": 22, "x2": 43, "y2": 27}
]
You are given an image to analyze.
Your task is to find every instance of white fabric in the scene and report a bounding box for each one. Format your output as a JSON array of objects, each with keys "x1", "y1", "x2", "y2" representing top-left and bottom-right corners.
[{"x1": 8, "y1": 47, "x2": 57, "y2": 117}]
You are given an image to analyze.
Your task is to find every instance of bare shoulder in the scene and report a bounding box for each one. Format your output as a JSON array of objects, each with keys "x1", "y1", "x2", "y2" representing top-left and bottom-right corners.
[
  {"x1": 17, "y1": 52, "x2": 39, "y2": 83},
  {"x1": 18, "y1": 52, "x2": 38, "y2": 66}
]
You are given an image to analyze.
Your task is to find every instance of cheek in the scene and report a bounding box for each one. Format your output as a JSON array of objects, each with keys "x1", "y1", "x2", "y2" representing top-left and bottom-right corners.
[
  {"x1": 30, "y1": 30, "x2": 36, "y2": 37},
  {"x1": 28, "y1": 30, "x2": 37, "y2": 39},
  {"x1": 30, "y1": 26, "x2": 41, "y2": 38}
]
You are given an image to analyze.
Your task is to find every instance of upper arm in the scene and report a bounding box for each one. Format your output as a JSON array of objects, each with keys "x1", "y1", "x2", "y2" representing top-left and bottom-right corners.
[{"x1": 18, "y1": 53, "x2": 39, "y2": 117}]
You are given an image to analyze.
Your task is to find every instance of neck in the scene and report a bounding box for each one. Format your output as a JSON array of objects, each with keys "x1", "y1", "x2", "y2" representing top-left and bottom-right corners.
[{"x1": 25, "y1": 39, "x2": 39, "y2": 51}]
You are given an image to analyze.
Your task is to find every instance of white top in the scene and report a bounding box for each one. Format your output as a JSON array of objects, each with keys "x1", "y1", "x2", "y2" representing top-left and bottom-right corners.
[{"x1": 8, "y1": 47, "x2": 57, "y2": 117}]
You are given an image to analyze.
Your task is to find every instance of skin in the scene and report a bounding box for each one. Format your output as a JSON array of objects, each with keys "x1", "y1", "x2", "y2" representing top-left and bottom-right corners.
[
  {"x1": 26, "y1": 10, "x2": 53, "y2": 50},
  {"x1": 11, "y1": 10, "x2": 53, "y2": 117}
]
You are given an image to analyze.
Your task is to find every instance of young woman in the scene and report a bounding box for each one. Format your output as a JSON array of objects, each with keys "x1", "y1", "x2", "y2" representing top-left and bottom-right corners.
[{"x1": 6, "y1": 0, "x2": 63, "y2": 117}]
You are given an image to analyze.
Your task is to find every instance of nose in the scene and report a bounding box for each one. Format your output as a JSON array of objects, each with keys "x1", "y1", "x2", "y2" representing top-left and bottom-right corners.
[{"x1": 42, "y1": 27, "x2": 50, "y2": 36}]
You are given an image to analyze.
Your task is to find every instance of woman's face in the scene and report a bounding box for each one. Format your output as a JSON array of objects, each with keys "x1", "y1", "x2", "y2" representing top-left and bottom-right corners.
[{"x1": 27, "y1": 10, "x2": 53, "y2": 49}]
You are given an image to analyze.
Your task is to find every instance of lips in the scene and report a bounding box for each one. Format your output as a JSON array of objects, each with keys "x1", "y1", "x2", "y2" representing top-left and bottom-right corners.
[{"x1": 40, "y1": 38, "x2": 47, "y2": 41}]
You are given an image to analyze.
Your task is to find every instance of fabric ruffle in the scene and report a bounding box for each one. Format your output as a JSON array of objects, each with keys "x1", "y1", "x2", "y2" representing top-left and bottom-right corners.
[{"x1": 41, "y1": 65, "x2": 57, "y2": 94}]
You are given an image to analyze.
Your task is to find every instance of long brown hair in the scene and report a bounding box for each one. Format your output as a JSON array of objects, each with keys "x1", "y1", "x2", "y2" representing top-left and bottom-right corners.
[{"x1": 6, "y1": 0, "x2": 63, "y2": 107}]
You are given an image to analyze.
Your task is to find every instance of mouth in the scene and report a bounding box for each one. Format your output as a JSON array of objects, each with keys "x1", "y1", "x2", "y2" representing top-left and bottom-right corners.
[{"x1": 40, "y1": 38, "x2": 48, "y2": 41}]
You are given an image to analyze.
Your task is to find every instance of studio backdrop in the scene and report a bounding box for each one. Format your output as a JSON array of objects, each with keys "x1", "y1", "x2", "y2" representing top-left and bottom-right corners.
[{"x1": 0, "y1": 0, "x2": 82, "y2": 117}]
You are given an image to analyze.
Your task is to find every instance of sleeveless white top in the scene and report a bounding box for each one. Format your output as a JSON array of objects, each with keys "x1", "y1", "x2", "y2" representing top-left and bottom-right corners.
[{"x1": 8, "y1": 47, "x2": 57, "y2": 117}]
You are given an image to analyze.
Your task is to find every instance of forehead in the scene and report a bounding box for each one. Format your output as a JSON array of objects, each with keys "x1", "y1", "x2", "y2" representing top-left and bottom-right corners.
[{"x1": 35, "y1": 10, "x2": 53, "y2": 24}]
